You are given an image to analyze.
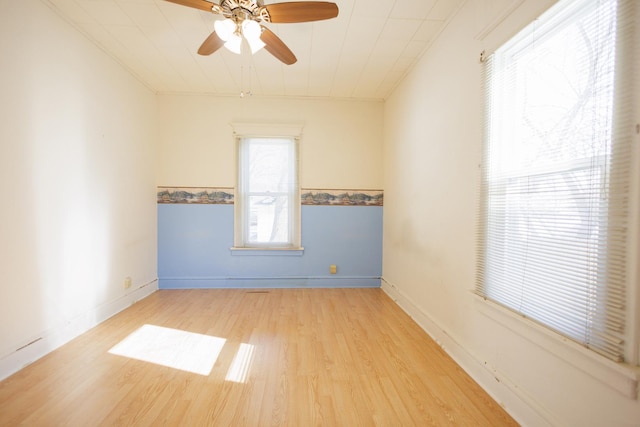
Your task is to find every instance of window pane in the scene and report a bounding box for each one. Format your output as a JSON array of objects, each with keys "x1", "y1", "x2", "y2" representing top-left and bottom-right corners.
[
  {"x1": 247, "y1": 196, "x2": 289, "y2": 244},
  {"x1": 248, "y1": 139, "x2": 293, "y2": 193},
  {"x1": 490, "y1": 0, "x2": 615, "y2": 179}
]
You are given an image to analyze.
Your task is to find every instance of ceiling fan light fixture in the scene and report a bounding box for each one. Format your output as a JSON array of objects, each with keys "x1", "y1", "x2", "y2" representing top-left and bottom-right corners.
[
  {"x1": 214, "y1": 18, "x2": 236, "y2": 42},
  {"x1": 247, "y1": 36, "x2": 266, "y2": 54},
  {"x1": 242, "y1": 20, "x2": 265, "y2": 54},
  {"x1": 224, "y1": 33, "x2": 243, "y2": 54}
]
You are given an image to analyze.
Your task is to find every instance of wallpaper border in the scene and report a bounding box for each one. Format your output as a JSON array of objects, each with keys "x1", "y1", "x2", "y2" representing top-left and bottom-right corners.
[
  {"x1": 301, "y1": 189, "x2": 383, "y2": 206},
  {"x1": 157, "y1": 187, "x2": 234, "y2": 204},
  {"x1": 157, "y1": 187, "x2": 383, "y2": 206}
]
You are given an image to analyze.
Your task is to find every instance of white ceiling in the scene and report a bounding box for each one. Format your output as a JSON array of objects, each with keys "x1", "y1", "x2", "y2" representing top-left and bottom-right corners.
[{"x1": 43, "y1": 0, "x2": 464, "y2": 100}]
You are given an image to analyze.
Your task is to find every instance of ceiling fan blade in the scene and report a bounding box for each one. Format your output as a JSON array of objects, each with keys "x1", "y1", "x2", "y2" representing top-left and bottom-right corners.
[
  {"x1": 198, "y1": 31, "x2": 225, "y2": 55},
  {"x1": 163, "y1": 0, "x2": 215, "y2": 12},
  {"x1": 263, "y1": 2, "x2": 338, "y2": 23},
  {"x1": 260, "y1": 27, "x2": 297, "y2": 65}
]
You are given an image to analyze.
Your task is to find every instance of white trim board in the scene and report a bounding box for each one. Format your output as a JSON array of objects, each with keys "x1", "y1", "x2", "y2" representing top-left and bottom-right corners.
[{"x1": 159, "y1": 276, "x2": 381, "y2": 289}]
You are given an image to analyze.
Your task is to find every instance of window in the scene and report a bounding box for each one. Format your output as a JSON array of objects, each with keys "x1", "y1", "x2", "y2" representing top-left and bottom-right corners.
[
  {"x1": 235, "y1": 136, "x2": 300, "y2": 249},
  {"x1": 476, "y1": 0, "x2": 636, "y2": 362}
]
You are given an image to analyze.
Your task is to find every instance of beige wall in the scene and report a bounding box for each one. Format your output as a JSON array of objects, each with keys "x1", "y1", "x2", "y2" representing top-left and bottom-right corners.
[
  {"x1": 157, "y1": 94, "x2": 384, "y2": 190},
  {"x1": 0, "y1": 0, "x2": 158, "y2": 379},
  {"x1": 383, "y1": 0, "x2": 640, "y2": 426}
]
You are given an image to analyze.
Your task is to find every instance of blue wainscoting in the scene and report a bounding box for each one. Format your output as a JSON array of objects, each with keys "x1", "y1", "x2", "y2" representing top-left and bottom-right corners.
[{"x1": 158, "y1": 204, "x2": 382, "y2": 289}]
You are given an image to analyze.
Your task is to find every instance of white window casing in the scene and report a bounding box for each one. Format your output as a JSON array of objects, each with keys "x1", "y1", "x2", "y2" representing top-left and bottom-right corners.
[{"x1": 231, "y1": 123, "x2": 303, "y2": 251}]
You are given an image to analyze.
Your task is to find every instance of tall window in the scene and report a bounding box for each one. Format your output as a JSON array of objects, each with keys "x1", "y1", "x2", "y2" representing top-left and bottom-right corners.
[
  {"x1": 235, "y1": 136, "x2": 300, "y2": 249},
  {"x1": 476, "y1": 0, "x2": 636, "y2": 362}
]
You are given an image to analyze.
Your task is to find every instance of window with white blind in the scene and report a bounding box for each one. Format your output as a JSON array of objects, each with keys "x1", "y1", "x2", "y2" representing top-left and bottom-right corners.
[
  {"x1": 235, "y1": 136, "x2": 300, "y2": 249},
  {"x1": 476, "y1": 0, "x2": 637, "y2": 362}
]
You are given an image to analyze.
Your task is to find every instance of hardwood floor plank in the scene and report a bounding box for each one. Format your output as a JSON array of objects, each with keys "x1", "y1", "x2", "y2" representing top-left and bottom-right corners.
[{"x1": 0, "y1": 289, "x2": 518, "y2": 426}]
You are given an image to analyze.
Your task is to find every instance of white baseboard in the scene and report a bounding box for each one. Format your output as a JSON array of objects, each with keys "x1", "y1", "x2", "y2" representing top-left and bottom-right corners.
[
  {"x1": 0, "y1": 279, "x2": 158, "y2": 382},
  {"x1": 158, "y1": 276, "x2": 381, "y2": 289},
  {"x1": 381, "y1": 277, "x2": 557, "y2": 427}
]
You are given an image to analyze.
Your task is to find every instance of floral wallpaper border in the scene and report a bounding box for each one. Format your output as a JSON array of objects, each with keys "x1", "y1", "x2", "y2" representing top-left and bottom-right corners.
[
  {"x1": 301, "y1": 189, "x2": 383, "y2": 206},
  {"x1": 158, "y1": 187, "x2": 234, "y2": 204},
  {"x1": 158, "y1": 187, "x2": 383, "y2": 206}
]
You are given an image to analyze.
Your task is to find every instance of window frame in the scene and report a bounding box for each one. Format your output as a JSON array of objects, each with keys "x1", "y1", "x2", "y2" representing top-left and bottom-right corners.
[
  {"x1": 231, "y1": 123, "x2": 303, "y2": 252},
  {"x1": 476, "y1": 0, "x2": 638, "y2": 364},
  {"x1": 475, "y1": 0, "x2": 640, "y2": 397}
]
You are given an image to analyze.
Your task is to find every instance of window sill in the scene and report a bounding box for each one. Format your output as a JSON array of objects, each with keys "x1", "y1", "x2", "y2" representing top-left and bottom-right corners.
[
  {"x1": 474, "y1": 294, "x2": 640, "y2": 399},
  {"x1": 230, "y1": 247, "x2": 304, "y2": 256}
]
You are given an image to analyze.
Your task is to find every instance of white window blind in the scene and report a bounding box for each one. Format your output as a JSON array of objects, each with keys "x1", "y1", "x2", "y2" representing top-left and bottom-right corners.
[
  {"x1": 476, "y1": 0, "x2": 636, "y2": 362},
  {"x1": 236, "y1": 136, "x2": 300, "y2": 248}
]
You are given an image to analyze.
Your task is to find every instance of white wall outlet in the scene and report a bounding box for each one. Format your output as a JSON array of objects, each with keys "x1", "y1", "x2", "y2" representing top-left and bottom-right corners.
[{"x1": 124, "y1": 277, "x2": 132, "y2": 289}]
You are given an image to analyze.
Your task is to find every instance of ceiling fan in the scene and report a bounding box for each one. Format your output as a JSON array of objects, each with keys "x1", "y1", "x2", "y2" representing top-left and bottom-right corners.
[{"x1": 164, "y1": 0, "x2": 339, "y2": 65}]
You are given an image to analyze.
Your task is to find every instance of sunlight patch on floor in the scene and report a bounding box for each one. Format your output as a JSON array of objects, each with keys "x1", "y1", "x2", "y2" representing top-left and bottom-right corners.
[
  {"x1": 225, "y1": 343, "x2": 255, "y2": 383},
  {"x1": 108, "y1": 324, "x2": 226, "y2": 376}
]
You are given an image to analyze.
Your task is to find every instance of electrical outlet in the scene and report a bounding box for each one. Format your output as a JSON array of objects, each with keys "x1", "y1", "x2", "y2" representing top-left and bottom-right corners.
[
  {"x1": 330, "y1": 265, "x2": 337, "y2": 274},
  {"x1": 124, "y1": 277, "x2": 132, "y2": 289}
]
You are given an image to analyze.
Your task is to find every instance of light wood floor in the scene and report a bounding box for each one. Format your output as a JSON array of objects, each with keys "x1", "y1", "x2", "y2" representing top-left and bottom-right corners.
[{"x1": 0, "y1": 289, "x2": 517, "y2": 426}]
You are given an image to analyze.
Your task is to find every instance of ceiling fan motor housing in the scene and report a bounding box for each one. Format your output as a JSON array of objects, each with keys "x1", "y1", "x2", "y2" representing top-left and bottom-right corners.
[{"x1": 218, "y1": 0, "x2": 271, "y2": 22}]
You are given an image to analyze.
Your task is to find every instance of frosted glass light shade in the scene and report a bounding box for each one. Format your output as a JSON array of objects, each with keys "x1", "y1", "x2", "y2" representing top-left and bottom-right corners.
[
  {"x1": 242, "y1": 20, "x2": 265, "y2": 54},
  {"x1": 214, "y1": 19, "x2": 235, "y2": 42},
  {"x1": 225, "y1": 33, "x2": 243, "y2": 54}
]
